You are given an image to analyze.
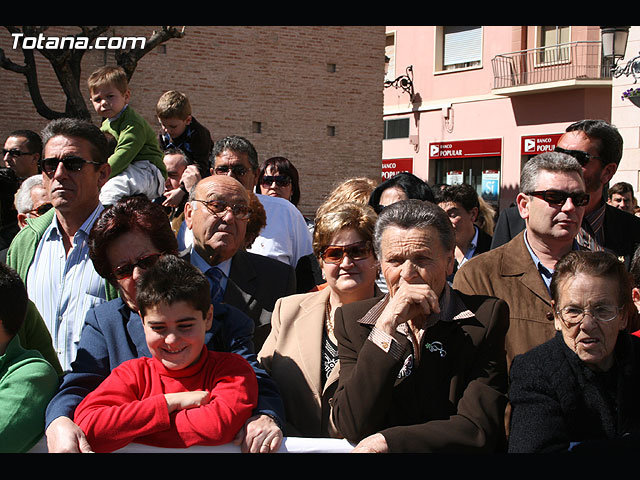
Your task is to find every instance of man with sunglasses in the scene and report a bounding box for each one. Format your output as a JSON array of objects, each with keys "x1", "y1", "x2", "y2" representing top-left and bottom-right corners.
[
  {"x1": 554, "y1": 120, "x2": 640, "y2": 262},
  {"x1": 210, "y1": 136, "x2": 314, "y2": 290},
  {"x1": 6, "y1": 118, "x2": 118, "y2": 372},
  {"x1": 492, "y1": 120, "x2": 640, "y2": 264},
  {"x1": 454, "y1": 151, "x2": 588, "y2": 370},
  {"x1": 2, "y1": 129, "x2": 42, "y2": 181}
]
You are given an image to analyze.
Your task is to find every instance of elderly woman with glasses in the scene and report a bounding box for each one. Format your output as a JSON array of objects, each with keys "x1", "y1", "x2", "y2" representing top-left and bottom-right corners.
[
  {"x1": 258, "y1": 201, "x2": 380, "y2": 438},
  {"x1": 44, "y1": 194, "x2": 284, "y2": 453},
  {"x1": 508, "y1": 250, "x2": 640, "y2": 453}
]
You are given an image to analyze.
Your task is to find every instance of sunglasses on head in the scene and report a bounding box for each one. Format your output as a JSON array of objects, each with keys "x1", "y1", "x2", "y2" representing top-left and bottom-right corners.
[
  {"x1": 214, "y1": 164, "x2": 249, "y2": 177},
  {"x1": 26, "y1": 203, "x2": 53, "y2": 217},
  {"x1": 112, "y1": 253, "x2": 163, "y2": 280},
  {"x1": 261, "y1": 175, "x2": 291, "y2": 187},
  {"x1": 321, "y1": 240, "x2": 373, "y2": 264},
  {"x1": 40, "y1": 155, "x2": 103, "y2": 175},
  {"x1": 526, "y1": 189, "x2": 590, "y2": 207},
  {"x1": 554, "y1": 146, "x2": 600, "y2": 167}
]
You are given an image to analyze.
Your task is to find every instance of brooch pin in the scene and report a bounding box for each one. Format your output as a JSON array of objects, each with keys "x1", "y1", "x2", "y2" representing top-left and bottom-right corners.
[{"x1": 425, "y1": 341, "x2": 447, "y2": 358}]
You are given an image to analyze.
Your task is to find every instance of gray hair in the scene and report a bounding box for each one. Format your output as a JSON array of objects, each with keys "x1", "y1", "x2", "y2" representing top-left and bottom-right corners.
[
  {"x1": 373, "y1": 199, "x2": 455, "y2": 257},
  {"x1": 41, "y1": 117, "x2": 109, "y2": 165},
  {"x1": 14, "y1": 174, "x2": 44, "y2": 213},
  {"x1": 210, "y1": 135, "x2": 259, "y2": 170},
  {"x1": 520, "y1": 151, "x2": 584, "y2": 194}
]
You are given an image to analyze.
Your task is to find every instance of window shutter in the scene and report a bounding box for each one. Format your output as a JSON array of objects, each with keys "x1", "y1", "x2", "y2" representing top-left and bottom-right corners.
[{"x1": 443, "y1": 26, "x2": 482, "y2": 67}]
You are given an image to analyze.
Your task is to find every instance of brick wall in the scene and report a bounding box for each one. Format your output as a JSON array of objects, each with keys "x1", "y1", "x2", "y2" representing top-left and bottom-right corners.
[{"x1": 0, "y1": 26, "x2": 384, "y2": 217}]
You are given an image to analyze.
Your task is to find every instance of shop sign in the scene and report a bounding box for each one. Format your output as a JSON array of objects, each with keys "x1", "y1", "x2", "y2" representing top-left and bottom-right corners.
[
  {"x1": 429, "y1": 138, "x2": 502, "y2": 159},
  {"x1": 521, "y1": 134, "x2": 563, "y2": 155},
  {"x1": 382, "y1": 157, "x2": 413, "y2": 180}
]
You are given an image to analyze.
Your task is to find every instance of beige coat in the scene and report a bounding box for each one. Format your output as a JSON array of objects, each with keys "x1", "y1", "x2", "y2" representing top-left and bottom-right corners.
[
  {"x1": 258, "y1": 287, "x2": 341, "y2": 438},
  {"x1": 453, "y1": 230, "x2": 556, "y2": 368}
]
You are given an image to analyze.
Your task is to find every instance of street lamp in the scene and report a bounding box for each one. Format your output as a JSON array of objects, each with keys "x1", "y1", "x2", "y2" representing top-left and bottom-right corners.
[{"x1": 600, "y1": 26, "x2": 640, "y2": 82}]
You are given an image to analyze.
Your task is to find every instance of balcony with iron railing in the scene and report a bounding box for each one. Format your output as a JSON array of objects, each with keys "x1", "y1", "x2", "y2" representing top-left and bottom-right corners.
[{"x1": 491, "y1": 41, "x2": 613, "y2": 94}]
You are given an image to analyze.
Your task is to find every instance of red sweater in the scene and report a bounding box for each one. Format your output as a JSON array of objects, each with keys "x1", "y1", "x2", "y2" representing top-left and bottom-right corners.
[{"x1": 74, "y1": 347, "x2": 258, "y2": 452}]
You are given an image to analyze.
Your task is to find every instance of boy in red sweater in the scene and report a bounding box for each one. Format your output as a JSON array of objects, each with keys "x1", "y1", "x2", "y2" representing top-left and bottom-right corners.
[{"x1": 73, "y1": 255, "x2": 258, "y2": 452}]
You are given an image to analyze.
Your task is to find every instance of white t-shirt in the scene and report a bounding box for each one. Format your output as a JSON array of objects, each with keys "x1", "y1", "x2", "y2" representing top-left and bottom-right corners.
[{"x1": 247, "y1": 194, "x2": 313, "y2": 267}]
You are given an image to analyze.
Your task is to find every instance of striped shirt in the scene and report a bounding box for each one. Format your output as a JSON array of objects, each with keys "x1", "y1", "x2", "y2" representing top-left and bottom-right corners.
[{"x1": 26, "y1": 204, "x2": 108, "y2": 372}]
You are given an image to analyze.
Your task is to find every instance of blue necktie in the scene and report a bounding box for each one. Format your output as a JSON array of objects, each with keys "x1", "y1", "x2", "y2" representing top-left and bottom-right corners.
[{"x1": 206, "y1": 266, "x2": 224, "y2": 304}]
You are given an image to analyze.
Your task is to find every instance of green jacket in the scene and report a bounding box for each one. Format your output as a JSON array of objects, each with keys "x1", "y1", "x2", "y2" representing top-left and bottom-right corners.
[
  {"x1": 0, "y1": 335, "x2": 59, "y2": 453},
  {"x1": 6, "y1": 207, "x2": 119, "y2": 375},
  {"x1": 101, "y1": 104, "x2": 167, "y2": 179}
]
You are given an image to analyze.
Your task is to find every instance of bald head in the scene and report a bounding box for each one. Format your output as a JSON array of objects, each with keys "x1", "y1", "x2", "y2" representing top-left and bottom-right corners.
[{"x1": 185, "y1": 174, "x2": 250, "y2": 266}]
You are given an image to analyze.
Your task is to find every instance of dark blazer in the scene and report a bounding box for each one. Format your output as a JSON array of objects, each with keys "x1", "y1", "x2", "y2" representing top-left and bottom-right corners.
[
  {"x1": 331, "y1": 288, "x2": 510, "y2": 452},
  {"x1": 508, "y1": 331, "x2": 640, "y2": 453},
  {"x1": 225, "y1": 250, "x2": 297, "y2": 351},
  {"x1": 45, "y1": 297, "x2": 285, "y2": 429},
  {"x1": 490, "y1": 205, "x2": 525, "y2": 250},
  {"x1": 601, "y1": 203, "x2": 640, "y2": 268}
]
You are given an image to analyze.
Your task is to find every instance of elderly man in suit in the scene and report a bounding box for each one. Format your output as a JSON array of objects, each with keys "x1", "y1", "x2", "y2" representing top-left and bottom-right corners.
[
  {"x1": 331, "y1": 199, "x2": 510, "y2": 453},
  {"x1": 184, "y1": 174, "x2": 296, "y2": 351},
  {"x1": 454, "y1": 151, "x2": 588, "y2": 368}
]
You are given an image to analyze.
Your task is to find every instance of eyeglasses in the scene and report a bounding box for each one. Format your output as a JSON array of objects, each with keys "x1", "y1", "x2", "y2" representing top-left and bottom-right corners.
[
  {"x1": 40, "y1": 155, "x2": 103, "y2": 175},
  {"x1": 554, "y1": 146, "x2": 600, "y2": 167},
  {"x1": 213, "y1": 164, "x2": 250, "y2": 177},
  {"x1": 260, "y1": 175, "x2": 291, "y2": 187},
  {"x1": 321, "y1": 240, "x2": 373, "y2": 264},
  {"x1": 25, "y1": 203, "x2": 53, "y2": 217},
  {"x1": 193, "y1": 199, "x2": 251, "y2": 220},
  {"x1": 526, "y1": 189, "x2": 590, "y2": 207},
  {"x1": 556, "y1": 304, "x2": 622, "y2": 327},
  {"x1": 112, "y1": 253, "x2": 163, "y2": 280},
  {"x1": 3, "y1": 149, "x2": 34, "y2": 157}
]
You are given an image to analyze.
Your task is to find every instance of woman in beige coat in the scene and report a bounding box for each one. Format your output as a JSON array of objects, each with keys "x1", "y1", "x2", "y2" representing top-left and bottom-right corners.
[{"x1": 258, "y1": 202, "x2": 379, "y2": 438}]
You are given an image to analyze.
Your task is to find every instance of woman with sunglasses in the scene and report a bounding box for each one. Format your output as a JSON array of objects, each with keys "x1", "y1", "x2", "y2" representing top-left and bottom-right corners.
[
  {"x1": 508, "y1": 250, "x2": 640, "y2": 453},
  {"x1": 258, "y1": 202, "x2": 380, "y2": 438},
  {"x1": 44, "y1": 195, "x2": 284, "y2": 453},
  {"x1": 256, "y1": 156, "x2": 314, "y2": 230}
]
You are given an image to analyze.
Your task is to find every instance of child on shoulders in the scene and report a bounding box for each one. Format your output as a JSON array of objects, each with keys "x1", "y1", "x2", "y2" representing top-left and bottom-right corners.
[
  {"x1": 88, "y1": 65, "x2": 166, "y2": 206},
  {"x1": 73, "y1": 255, "x2": 258, "y2": 452},
  {"x1": 156, "y1": 90, "x2": 212, "y2": 179}
]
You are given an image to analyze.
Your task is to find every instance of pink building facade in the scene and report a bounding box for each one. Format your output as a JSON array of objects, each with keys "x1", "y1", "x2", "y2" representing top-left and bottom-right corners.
[{"x1": 383, "y1": 26, "x2": 613, "y2": 211}]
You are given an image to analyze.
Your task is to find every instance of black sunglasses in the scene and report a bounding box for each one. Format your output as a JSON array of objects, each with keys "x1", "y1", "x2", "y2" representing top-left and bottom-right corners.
[
  {"x1": 214, "y1": 164, "x2": 249, "y2": 177},
  {"x1": 40, "y1": 155, "x2": 103, "y2": 175},
  {"x1": 260, "y1": 175, "x2": 291, "y2": 187},
  {"x1": 3, "y1": 148, "x2": 34, "y2": 157},
  {"x1": 526, "y1": 189, "x2": 590, "y2": 207},
  {"x1": 554, "y1": 146, "x2": 600, "y2": 167},
  {"x1": 112, "y1": 253, "x2": 163, "y2": 280}
]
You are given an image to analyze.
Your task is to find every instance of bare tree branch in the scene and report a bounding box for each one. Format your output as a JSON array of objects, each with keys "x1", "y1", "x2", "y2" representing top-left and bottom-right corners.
[{"x1": 0, "y1": 26, "x2": 185, "y2": 120}]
